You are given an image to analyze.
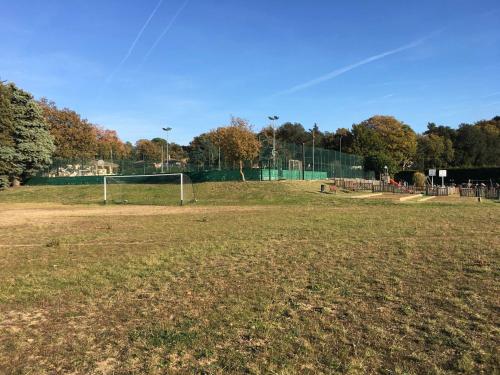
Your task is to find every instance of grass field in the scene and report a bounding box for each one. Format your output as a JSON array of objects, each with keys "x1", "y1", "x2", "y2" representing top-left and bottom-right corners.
[{"x1": 0, "y1": 181, "x2": 498, "y2": 374}]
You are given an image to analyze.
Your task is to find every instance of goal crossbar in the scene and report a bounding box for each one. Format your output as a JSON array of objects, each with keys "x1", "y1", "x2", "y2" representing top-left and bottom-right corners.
[{"x1": 103, "y1": 173, "x2": 185, "y2": 205}]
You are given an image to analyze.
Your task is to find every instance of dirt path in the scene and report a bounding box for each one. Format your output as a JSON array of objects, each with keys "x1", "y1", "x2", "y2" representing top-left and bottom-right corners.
[{"x1": 0, "y1": 203, "x2": 267, "y2": 227}]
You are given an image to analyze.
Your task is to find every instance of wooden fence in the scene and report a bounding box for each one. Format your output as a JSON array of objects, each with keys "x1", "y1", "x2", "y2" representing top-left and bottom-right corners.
[
  {"x1": 373, "y1": 183, "x2": 420, "y2": 194},
  {"x1": 331, "y1": 178, "x2": 374, "y2": 191},
  {"x1": 426, "y1": 186, "x2": 451, "y2": 196},
  {"x1": 459, "y1": 187, "x2": 499, "y2": 199}
]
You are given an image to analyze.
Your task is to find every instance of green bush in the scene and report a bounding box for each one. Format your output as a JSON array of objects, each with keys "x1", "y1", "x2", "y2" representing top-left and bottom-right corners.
[{"x1": 0, "y1": 175, "x2": 9, "y2": 190}]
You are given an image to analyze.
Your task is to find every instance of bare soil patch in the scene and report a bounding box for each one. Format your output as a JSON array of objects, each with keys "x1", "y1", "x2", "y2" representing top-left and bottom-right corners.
[{"x1": 0, "y1": 203, "x2": 267, "y2": 228}]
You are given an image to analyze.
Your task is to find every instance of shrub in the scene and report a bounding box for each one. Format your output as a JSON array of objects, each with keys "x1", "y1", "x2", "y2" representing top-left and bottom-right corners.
[
  {"x1": 412, "y1": 172, "x2": 426, "y2": 188},
  {"x1": 0, "y1": 175, "x2": 9, "y2": 190}
]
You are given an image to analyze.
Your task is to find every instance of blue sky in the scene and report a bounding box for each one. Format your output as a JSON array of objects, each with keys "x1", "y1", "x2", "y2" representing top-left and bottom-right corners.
[{"x1": 1, "y1": 0, "x2": 499, "y2": 145}]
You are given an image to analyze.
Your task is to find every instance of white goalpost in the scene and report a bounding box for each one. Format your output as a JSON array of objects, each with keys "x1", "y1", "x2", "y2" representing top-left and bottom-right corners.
[
  {"x1": 289, "y1": 159, "x2": 303, "y2": 179},
  {"x1": 103, "y1": 173, "x2": 193, "y2": 206}
]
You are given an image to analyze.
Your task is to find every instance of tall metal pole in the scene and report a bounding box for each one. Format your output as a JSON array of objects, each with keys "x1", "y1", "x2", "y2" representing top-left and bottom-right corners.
[
  {"x1": 273, "y1": 125, "x2": 276, "y2": 169},
  {"x1": 339, "y1": 135, "x2": 343, "y2": 179},
  {"x1": 312, "y1": 125, "x2": 315, "y2": 177},
  {"x1": 268, "y1": 115, "x2": 279, "y2": 176},
  {"x1": 166, "y1": 140, "x2": 169, "y2": 172},
  {"x1": 302, "y1": 142, "x2": 305, "y2": 180},
  {"x1": 162, "y1": 127, "x2": 172, "y2": 173},
  {"x1": 161, "y1": 145, "x2": 164, "y2": 173}
]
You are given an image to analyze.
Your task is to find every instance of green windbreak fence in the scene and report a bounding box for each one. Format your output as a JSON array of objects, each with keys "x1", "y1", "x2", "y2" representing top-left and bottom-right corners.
[
  {"x1": 27, "y1": 169, "x2": 260, "y2": 185},
  {"x1": 258, "y1": 140, "x2": 373, "y2": 180},
  {"x1": 29, "y1": 141, "x2": 374, "y2": 185}
]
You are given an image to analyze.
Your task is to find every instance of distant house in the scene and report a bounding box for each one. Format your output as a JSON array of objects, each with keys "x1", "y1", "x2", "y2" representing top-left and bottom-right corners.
[
  {"x1": 46, "y1": 159, "x2": 119, "y2": 177},
  {"x1": 90, "y1": 160, "x2": 119, "y2": 175}
]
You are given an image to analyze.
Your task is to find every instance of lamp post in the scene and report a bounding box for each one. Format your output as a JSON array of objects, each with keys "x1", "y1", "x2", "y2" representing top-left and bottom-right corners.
[
  {"x1": 339, "y1": 135, "x2": 343, "y2": 179},
  {"x1": 216, "y1": 133, "x2": 221, "y2": 171},
  {"x1": 162, "y1": 127, "x2": 172, "y2": 173},
  {"x1": 268, "y1": 115, "x2": 279, "y2": 172},
  {"x1": 312, "y1": 124, "x2": 316, "y2": 177}
]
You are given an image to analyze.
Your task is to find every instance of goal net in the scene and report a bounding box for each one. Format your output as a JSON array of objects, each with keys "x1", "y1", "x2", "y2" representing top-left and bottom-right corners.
[
  {"x1": 103, "y1": 173, "x2": 195, "y2": 205},
  {"x1": 288, "y1": 159, "x2": 303, "y2": 179}
]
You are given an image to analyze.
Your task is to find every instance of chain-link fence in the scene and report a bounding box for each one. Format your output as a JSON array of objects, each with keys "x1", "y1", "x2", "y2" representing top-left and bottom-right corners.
[
  {"x1": 259, "y1": 140, "x2": 374, "y2": 180},
  {"x1": 37, "y1": 141, "x2": 374, "y2": 181}
]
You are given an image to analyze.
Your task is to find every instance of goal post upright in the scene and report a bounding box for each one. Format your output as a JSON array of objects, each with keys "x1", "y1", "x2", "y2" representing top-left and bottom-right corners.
[
  {"x1": 181, "y1": 173, "x2": 187, "y2": 205},
  {"x1": 102, "y1": 173, "x2": 189, "y2": 206},
  {"x1": 103, "y1": 176, "x2": 107, "y2": 203}
]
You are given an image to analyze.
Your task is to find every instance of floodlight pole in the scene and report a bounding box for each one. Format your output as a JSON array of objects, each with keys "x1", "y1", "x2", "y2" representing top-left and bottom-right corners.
[
  {"x1": 339, "y1": 135, "x2": 343, "y2": 179},
  {"x1": 302, "y1": 142, "x2": 305, "y2": 180},
  {"x1": 268, "y1": 115, "x2": 279, "y2": 173},
  {"x1": 218, "y1": 145, "x2": 221, "y2": 170},
  {"x1": 162, "y1": 126, "x2": 172, "y2": 173},
  {"x1": 312, "y1": 124, "x2": 316, "y2": 177},
  {"x1": 161, "y1": 146, "x2": 164, "y2": 173}
]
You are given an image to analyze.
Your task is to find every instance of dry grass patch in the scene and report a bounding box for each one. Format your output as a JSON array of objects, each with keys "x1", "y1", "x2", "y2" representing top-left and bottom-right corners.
[{"x1": 0, "y1": 186, "x2": 498, "y2": 373}]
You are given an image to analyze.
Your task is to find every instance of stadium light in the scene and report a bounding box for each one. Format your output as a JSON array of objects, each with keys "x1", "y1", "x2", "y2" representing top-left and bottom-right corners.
[
  {"x1": 339, "y1": 135, "x2": 343, "y2": 179},
  {"x1": 162, "y1": 127, "x2": 172, "y2": 173},
  {"x1": 268, "y1": 115, "x2": 279, "y2": 172},
  {"x1": 312, "y1": 123, "x2": 317, "y2": 176}
]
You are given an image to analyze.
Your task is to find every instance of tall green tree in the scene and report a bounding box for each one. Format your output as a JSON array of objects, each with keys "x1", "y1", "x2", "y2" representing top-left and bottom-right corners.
[
  {"x1": 1, "y1": 83, "x2": 54, "y2": 184},
  {"x1": 363, "y1": 152, "x2": 396, "y2": 178},
  {"x1": 187, "y1": 133, "x2": 217, "y2": 169},
  {"x1": 0, "y1": 82, "x2": 16, "y2": 181},
  {"x1": 352, "y1": 115, "x2": 417, "y2": 173},
  {"x1": 308, "y1": 123, "x2": 324, "y2": 146},
  {"x1": 321, "y1": 128, "x2": 354, "y2": 153},
  {"x1": 454, "y1": 117, "x2": 500, "y2": 166},
  {"x1": 424, "y1": 122, "x2": 457, "y2": 142},
  {"x1": 276, "y1": 122, "x2": 309, "y2": 144},
  {"x1": 416, "y1": 133, "x2": 454, "y2": 169}
]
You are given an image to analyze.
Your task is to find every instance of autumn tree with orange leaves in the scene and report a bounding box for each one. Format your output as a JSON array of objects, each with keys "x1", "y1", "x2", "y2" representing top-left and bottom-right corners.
[
  {"x1": 96, "y1": 128, "x2": 130, "y2": 160},
  {"x1": 38, "y1": 98, "x2": 97, "y2": 159},
  {"x1": 39, "y1": 99, "x2": 129, "y2": 161},
  {"x1": 214, "y1": 117, "x2": 260, "y2": 181}
]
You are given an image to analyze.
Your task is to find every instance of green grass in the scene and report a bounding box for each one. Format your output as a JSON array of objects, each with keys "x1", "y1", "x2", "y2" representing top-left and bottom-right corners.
[
  {"x1": 0, "y1": 180, "x2": 338, "y2": 206},
  {"x1": 0, "y1": 182, "x2": 498, "y2": 374},
  {"x1": 3, "y1": 180, "x2": 494, "y2": 206}
]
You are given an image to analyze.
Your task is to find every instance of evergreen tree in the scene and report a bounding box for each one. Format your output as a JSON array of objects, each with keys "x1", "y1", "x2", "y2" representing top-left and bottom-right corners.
[
  {"x1": 0, "y1": 82, "x2": 16, "y2": 181},
  {"x1": 6, "y1": 83, "x2": 55, "y2": 183}
]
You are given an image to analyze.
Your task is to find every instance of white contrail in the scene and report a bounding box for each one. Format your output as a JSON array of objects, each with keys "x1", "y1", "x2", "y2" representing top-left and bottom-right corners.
[
  {"x1": 106, "y1": 0, "x2": 164, "y2": 82},
  {"x1": 141, "y1": 0, "x2": 190, "y2": 64},
  {"x1": 273, "y1": 37, "x2": 428, "y2": 97}
]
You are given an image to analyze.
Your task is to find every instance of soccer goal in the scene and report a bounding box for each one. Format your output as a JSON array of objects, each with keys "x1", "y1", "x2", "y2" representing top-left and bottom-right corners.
[
  {"x1": 288, "y1": 159, "x2": 303, "y2": 180},
  {"x1": 103, "y1": 173, "x2": 195, "y2": 206}
]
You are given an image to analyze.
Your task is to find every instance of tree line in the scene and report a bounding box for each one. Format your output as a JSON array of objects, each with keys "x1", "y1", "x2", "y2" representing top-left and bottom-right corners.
[
  {"x1": 1, "y1": 80, "x2": 498, "y2": 186},
  {"x1": 188, "y1": 115, "x2": 499, "y2": 175}
]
